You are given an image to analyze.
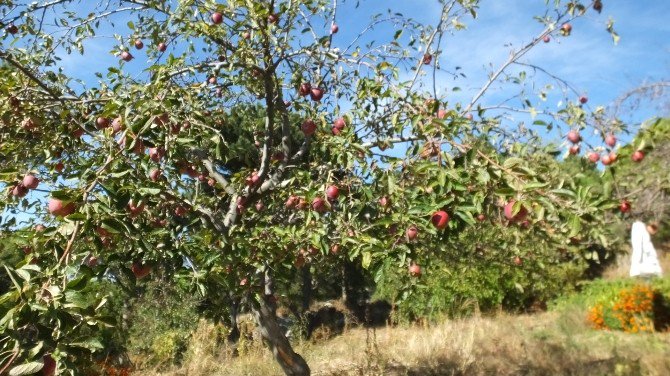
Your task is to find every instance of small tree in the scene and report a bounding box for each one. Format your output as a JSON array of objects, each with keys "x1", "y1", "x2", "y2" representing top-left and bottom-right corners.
[{"x1": 1, "y1": 1, "x2": 626, "y2": 374}]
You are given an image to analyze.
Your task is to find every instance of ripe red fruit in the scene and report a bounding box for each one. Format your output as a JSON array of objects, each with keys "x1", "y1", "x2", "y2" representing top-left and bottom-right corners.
[
  {"x1": 174, "y1": 205, "x2": 188, "y2": 217},
  {"x1": 593, "y1": 0, "x2": 603, "y2": 13},
  {"x1": 111, "y1": 117, "x2": 123, "y2": 133},
  {"x1": 48, "y1": 199, "x2": 75, "y2": 217},
  {"x1": 422, "y1": 53, "x2": 432, "y2": 65},
  {"x1": 96, "y1": 226, "x2": 111, "y2": 238},
  {"x1": 326, "y1": 185, "x2": 340, "y2": 200},
  {"x1": 465, "y1": 113, "x2": 474, "y2": 121},
  {"x1": 120, "y1": 51, "x2": 133, "y2": 62},
  {"x1": 22, "y1": 174, "x2": 39, "y2": 189},
  {"x1": 504, "y1": 200, "x2": 528, "y2": 222},
  {"x1": 245, "y1": 171, "x2": 260, "y2": 186},
  {"x1": 299, "y1": 82, "x2": 311, "y2": 96},
  {"x1": 330, "y1": 244, "x2": 341, "y2": 254},
  {"x1": 132, "y1": 261, "x2": 152, "y2": 279},
  {"x1": 6, "y1": 24, "x2": 19, "y2": 34},
  {"x1": 96, "y1": 117, "x2": 109, "y2": 129},
  {"x1": 567, "y1": 130, "x2": 581, "y2": 144},
  {"x1": 54, "y1": 162, "x2": 64, "y2": 172},
  {"x1": 149, "y1": 168, "x2": 161, "y2": 182},
  {"x1": 42, "y1": 354, "x2": 57, "y2": 376},
  {"x1": 579, "y1": 95, "x2": 588, "y2": 104},
  {"x1": 148, "y1": 147, "x2": 165, "y2": 162},
  {"x1": 72, "y1": 128, "x2": 85, "y2": 138},
  {"x1": 285, "y1": 195, "x2": 299, "y2": 209},
  {"x1": 330, "y1": 23, "x2": 339, "y2": 34},
  {"x1": 310, "y1": 87, "x2": 324, "y2": 101},
  {"x1": 514, "y1": 256, "x2": 523, "y2": 266},
  {"x1": 127, "y1": 200, "x2": 145, "y2": 218},
  {"x1": 619, "y1": 200, "x2": 631, "y2": 213},
  {"x1": 242, "y1": 31, "x2": 251, "y2": 39},
  {"x1": 604, "y1": 134, "x2": 616, "y2": 148},
  {"x1": 601, "y1": 153, "x2": 613, "y2": 166},
  {"x1": 211, "y1": 12, "x2": 223, "y2": 24},
  {"x1": 301, "y1": 119, "x2": 317, "y2": 136},
  {"x1": 12, "y1": 185, "x2": 27, "y2": 198},
  {"x1": 543, "y1": 35, "x2": 551, "y2": 43},
  {"x1": 609, "y1": 152, "x2": 618, "y2": 163},
  {"x1": 569, "y1": 144, "x2": 580, "y2": 155},
  {"x1": 311, "y1": 197, "x2": 328, "y2": 213},
  {"x1": 437, "y1": 109, "x2": 447, "y2": 119},
  {"x1": 271, "y1": 151, "x2": 285, "y2": 162},
  {"x1": 35, "y1": 224, "x2": 46, "y2": 232},
  {"x1": 157, "y1": 42, "x2": 167, "y2": 52},
  {"x1": 409, "y1": 263, "x2": 421, "y2": 277},
  {"x1": 268, "y1": 13, "x2": 279, "y2": 24},
  {"x1": 588, "y1": 152, "x2": 600, "y2": 163},
  {"x1": 208, "y1": 76, "x2": 217, "y2": 85},
  {"x1": 431, "y1": 210, "x2": 450, "y2": 230},
  {"x1": 333, "y1": 117, "x2": 346, "y2": 131},
  {"x1": 561, "y1": 23, "x2": 572, "y2": 35},
  {"x1": 632, "y1": 150, "x2": 645, "y2": 163},
  {"x1": 379, "y1": 196, "x2": 390, "y2": 208},
  {"x1": 134, "y1": 39, "x2": 144, "y2": 49},
  {"x1": 406, "y1": 226, "x2": 418, "y2": 240},
  {"x1": 476, "y1": 214, "x2": 486, "y2": 222},
  {"x1": 255, "y1": 201, "x2": 265, "y2": 211}
]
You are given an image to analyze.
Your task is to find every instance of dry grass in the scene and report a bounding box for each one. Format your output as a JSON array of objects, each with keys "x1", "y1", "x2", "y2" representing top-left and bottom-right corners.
[{"x1": 134, "y1": 307, "x2": 670, "y2": 376}]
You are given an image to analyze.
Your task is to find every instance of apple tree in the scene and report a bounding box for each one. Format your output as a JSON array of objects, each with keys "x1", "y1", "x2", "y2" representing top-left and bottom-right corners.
[{"x1": 1, "y1": 0, "x2": 625, "y2": 374}]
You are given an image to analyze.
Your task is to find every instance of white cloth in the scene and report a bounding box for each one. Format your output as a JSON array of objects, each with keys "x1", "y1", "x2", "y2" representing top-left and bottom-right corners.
[{"x1": 630, "y1": 221, "x2": 662, "y2": 277}]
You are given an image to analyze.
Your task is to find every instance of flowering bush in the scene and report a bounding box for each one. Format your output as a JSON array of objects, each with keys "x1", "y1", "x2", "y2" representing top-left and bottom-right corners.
[{"x1": 588, "y1": 284, "x2": 664, "y2": 333}]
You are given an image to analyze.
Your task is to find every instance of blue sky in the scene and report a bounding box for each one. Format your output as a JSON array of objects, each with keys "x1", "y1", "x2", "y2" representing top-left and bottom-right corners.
[{"x1": 49, "y1": 0, "x2": 669, "y2": 147}]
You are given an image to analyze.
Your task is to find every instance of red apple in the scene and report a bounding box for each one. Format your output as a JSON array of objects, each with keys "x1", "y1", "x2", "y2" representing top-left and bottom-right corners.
[
  {"x1": 111, "y1": 117, "x2": 123, "y2": 134},
  {"x1": 96, "y1": 116, "x2": 109, "y2": 129},
  {"x1": 561, "y1": 23, "x2": 572, "y2": 35},
  {"x1": 587, "y1": 152, "x2": 600, "y2": 163},
  {"x1": 594, "y1": 0, "x2": 603, "y2": 12},
  {"x1": 72, "y1": 128, "x2": 85, "y2": 138},
  {"x1": 331, "y1": 23, "x2": 339, "y2": 34},
  {"x1": 211, "y1": 12, "x2": 223, "y2": 24},
  {"x1": 35, "y1": 224, "x2": 46, "y2": 232},
  {"x1": 631, "y1": 150, "x2": 645, "y2": 163},
  {"x1": 54, "y1": 162, "x2": 64, "y2": 172},
  {"x1": 437, "y1": 109, "x2": 447, "y2": 119},
  {"x1": 310, "y1": 87, "x2": 324, "y2": 101},
  {"x1": 333, "y1": 117, "x2": 346, "y2": 131},
  {"x1": 604, "y1": 134, "x2": 616, "y2": 148},
  {"x1": 601, "y1": 153, "x2": 613, "y2": 166},
  {"x1": 299, "y1": 82, "x2": 311, "y2": 96},
  {"x1": 379, "y1": 196, "x2": 390, "y2": 208},
  {"x1": 22, "y1": 174, "x2": 39, "y2": 189},
  {"x1": 174, "y1": 205, "x2": 188, "y2": 217},
  {"x1": 579, "y1": 95, "x2": 588, "y2": 104},
  {"x1": 245, "y1": 171, "x2": 260, "y2": 186},
  {"x1": 157, "y1": 42, "x2": 167, "y2": 52},
  {"x1": 504, "y1": 200, "x2": 528, "y2": 222},
  {"x1": 42, "y1": 354, "x2": 56, "y2": 376},
  {"x1": 311, "y1": 197, "x2": 328, "y2": 213},
  {"x1": 619, "y1": 200, "x2": 631, "y2": 213},
  {"x1": 543, "y1": 35, "x2": 551, "y2": 43},
  {"x1": 330, "y1": 244, "x2": 340, "y2": 254},
  {"x1": 6, "y1": 24, "x2": 19, "y2": 34},
  {"x1": 422, "y1": 53, "x2": 432, "y2": 65},
  {"x1": 48, "y1": 199, "x2": 75, "y2": 217},
  {"x1": 301, "y1": 119, "x2": 317, "y2": 136},
  {"x1": 326, "y1": 185, "x2": 340, "y2": 200},
  {"x1": 242, "y1": 31, "x2": 251, "y2": 39},
  {"x1": 514, "y1": 256, "x2": 523, "y2": 266},
  {"x1": 148, "y1": 147, "x2": 165, "y2": 162},
  {"x1": 12, "y1": 185, "x2": 28, "y2": 198},
  {"x1": 96, "y1": 226, "x2": 111, "y2": 238},
  {"x1": 120, "y1": 51, "x2": 133, "y2": 62},
  {"x1": 127, "y1": 200, "x2": 145, "y2": 218},
  {"x1": 134, "y1": 39, "x2": 144, "y2": 49},
  {"x1": 255, "y1": 201, "x2": 265, "y2": 211},
  {"x1": 465, "y1": 113, "x2": 474, "y2": 121},
  {"x1": 268, "y1": 13, "x2": 279, "y2": 24},
  {"x1": 409, "y1": 263, "x2": 421, "y2": 277},
  {"x1": 431, "y1": 210, "x2": 449, "y2": 230},
  {"x1": 208, "y1": 76, "x2": 217, "y2": 85},
  {"x1": 609, "y1": 152, "x2": 618, "y2": 163},
  {"x1": 476, "y1": 214, "x2": 486, "y2": 222},
  {"x1": 149, "y1": 168, "x2": 161, "y2": 182},
  {"x1": 131, "y1": 261, "x2": 151, "y2": 279},
  {"x1": 569, "y1": 144, "x2": 580, "y2": 155},
  {"x1": 567, "y1": 130, "x2": 581, "y2": 144},
  {"x1": 285, "y1": 195, "x2": 299, "y2": 209},
  {"x1": 406, "y1": 226, "x2": 418, "y2": 240}
]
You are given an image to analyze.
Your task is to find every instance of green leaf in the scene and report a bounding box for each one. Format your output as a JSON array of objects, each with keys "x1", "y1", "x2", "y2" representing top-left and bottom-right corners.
[{"x1": 9, "y1": 362, "x2": 43, "y2": 376}]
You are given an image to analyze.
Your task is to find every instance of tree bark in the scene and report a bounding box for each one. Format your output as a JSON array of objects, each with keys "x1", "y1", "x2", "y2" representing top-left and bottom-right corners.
[{"x1": 252, "y1": 269, "x2": 311, "y2": 376}]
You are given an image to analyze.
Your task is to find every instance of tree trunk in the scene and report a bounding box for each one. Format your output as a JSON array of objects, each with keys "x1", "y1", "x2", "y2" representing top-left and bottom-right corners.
[{"x1": 252, "y1": 268, "x2": 311, "y2": 376}]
